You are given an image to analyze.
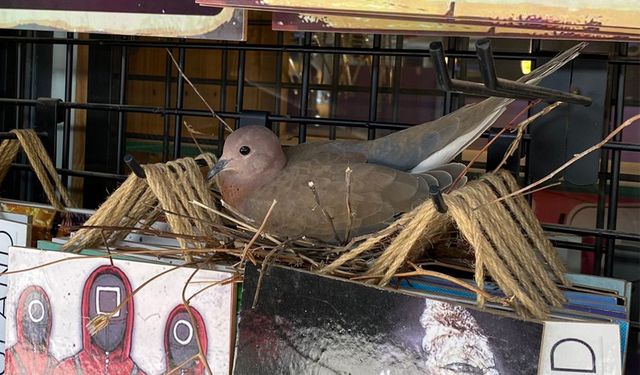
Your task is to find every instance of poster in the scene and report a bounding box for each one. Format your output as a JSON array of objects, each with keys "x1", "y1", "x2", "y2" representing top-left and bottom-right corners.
[
  {"x1": 0, "y1": 0, "x2": 246, "y2": 40},
  {"x1": 5, "y1": 247, "x2": 236, "y2": 375},
  {"x1": 235, "y1": 264, "x2": 544, "y2": 374},
  {"x1": 199, "y1": 0, "x2": 640, "y2": 41},
  {"x1": 272, "y1": 13, "x2": 640, "y2": 41},
  {"x1": 0, "y1": 214, "x2": 31, "y2": 375}
]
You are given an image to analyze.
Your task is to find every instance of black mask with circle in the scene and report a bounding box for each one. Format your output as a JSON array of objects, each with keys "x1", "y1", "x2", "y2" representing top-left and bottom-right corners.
[
  {"x1": 21, "y1": 289, "x2": 50, "y2": 348},
  {"x1": 88, "y1": 273, "x2": 129, "y2": 352},
  {"x1": 168, "y1": 311, "x2": 200, "y2": 368}
]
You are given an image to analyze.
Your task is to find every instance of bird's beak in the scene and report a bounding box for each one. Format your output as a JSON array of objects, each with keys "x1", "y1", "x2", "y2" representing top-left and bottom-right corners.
[{"x1": 207, "y1": 158, "x2": 229, "y2": 181}]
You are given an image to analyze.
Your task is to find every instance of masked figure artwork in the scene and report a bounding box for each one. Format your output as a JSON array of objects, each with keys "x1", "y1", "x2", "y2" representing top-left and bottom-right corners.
[
  {"x1": 164, "y1": 305, "x2": 208, "y2": 375},
  {"x1": 53, "y1": 265, "x2": 146, "y2": 375},
  {"x1": 5, "y1": 286, "x2": 58, "y2": 374}
]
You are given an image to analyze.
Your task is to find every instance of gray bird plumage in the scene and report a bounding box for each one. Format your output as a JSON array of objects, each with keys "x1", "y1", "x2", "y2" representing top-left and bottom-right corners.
[{"x1": 209, "y1": 43, "x2": 587, "y2": 243}]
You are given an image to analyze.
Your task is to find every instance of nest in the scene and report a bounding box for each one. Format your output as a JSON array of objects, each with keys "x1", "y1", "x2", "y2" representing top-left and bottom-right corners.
[{"x1": 59, "y1": 154, "x2": 568, "y2": 320}]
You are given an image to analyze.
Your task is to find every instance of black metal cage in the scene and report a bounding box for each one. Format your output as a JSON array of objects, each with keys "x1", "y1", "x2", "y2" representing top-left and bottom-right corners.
[{"x1": 0, "y1": 20, "x2": 639, "y2": 368}]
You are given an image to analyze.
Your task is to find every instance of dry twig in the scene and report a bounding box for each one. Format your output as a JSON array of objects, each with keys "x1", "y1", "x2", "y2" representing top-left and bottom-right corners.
[
  {"x1": 308, "y1": 181, "x2": 341, "y2": 243},
  {"x1": 494, "y1": 101, "x2": 564, "y2": 171},
  {"x1": 486, "y1": 113, "x2": 640, "y2": 206},
  {"x1": 344, "y1": 167, "x2": 354, "y2": 243},
  {"x1": 239, "y1": 199, "x2": 277, "y2": 266},
  {"x1": 166, "y1": 48, "x2": 233, "y2": 134}
]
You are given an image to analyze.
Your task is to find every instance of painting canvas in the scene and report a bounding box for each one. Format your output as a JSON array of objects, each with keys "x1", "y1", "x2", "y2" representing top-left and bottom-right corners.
[
  {"x1": 5, "y1": 247, "x2": 236, "y2": 375},
  {"x1": 272, "y1": 13, "x2": 640, "y2": 41},
  {"x1": 0, "y1": 214, "x2": 31, "y2": 375},
  {"x1": 0, "y1": 0, "x2": 246, "y2": 40},
  {"x1": 235, "y1": 264, "x2": 545, "y2": 374},
  {"x1": 199, "y1": 0, "x2": 640, "y2": 41}
]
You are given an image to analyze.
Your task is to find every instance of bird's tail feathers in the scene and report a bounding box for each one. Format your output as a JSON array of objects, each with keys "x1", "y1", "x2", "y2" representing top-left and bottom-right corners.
[
  {"x1": 416, "y1": 162, "x2": 467, "y2": 191},
  {"x1": 519, "y1": 42, "x2": 588, "y2": 85}
]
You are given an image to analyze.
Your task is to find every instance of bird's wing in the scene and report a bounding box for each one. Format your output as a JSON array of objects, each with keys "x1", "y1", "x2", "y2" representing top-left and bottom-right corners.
[
  {"x1": 238, "y1": 160, "x2": 430, "y2": 242},
  {"x1": 284, "y1": 140, "x2": 367, "y2": 164}
]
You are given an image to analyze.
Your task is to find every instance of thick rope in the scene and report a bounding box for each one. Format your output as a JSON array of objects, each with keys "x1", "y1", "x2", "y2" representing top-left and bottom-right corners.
[
  {"x1": 499, "y1": 173, "x2": 569, "y2": 285},
  {"x1": 465, "y1": 182, "x2": 565, "y2": 307},
  {"x1": 63, "y1": 154, "x2": 218, "y2": 254},
  {"x1": 0, "y1": 139, "x2": 20, "y2": 184},
  {"x1": 144, "y1": 158, "x2": 219, "y2": 249},
  {"x1": 0, "y1": 129, "x2": 73, "y2": 209}
]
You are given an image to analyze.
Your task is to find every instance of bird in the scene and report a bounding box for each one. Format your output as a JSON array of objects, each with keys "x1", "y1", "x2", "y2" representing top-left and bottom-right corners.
[{"x1": 207, "y1": 43, "x2": 586, "y2": 243}]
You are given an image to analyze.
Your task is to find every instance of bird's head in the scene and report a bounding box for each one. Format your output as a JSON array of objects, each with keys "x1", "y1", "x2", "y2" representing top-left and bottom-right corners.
[{"x1": 207, "y1": 126, "x2": 287, "y2": 197}]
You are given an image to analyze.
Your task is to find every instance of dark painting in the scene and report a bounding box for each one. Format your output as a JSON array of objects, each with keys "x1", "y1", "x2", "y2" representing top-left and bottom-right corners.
[
  {"x1": 0, "y1": 0, "x2": 222, "y2": 16},
  {"x1": 235, "y1": 265, "x2": 543, "y2": 375}
]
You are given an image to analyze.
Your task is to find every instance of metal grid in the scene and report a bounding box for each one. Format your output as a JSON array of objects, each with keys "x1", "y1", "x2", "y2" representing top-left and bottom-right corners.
[{"x1": 0, "y1": 27, "x2": 638, "y2": 280}]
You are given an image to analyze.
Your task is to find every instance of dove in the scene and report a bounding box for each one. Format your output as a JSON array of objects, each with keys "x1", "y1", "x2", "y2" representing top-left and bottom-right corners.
[{"x1": 208, "y1": 43, "x2": 586, "y2": 243}]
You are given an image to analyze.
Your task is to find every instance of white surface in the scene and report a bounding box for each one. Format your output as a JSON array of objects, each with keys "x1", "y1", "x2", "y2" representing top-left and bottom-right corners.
[
  {"x1": 6, "y1": 247, "x2": 235, "y2": 375},
  {"x1": 539, "y1": 321, "x2": 621, "y2": 375},
  {"x1": 0, "y1": 217, "x2": 31, "y2": 374}
]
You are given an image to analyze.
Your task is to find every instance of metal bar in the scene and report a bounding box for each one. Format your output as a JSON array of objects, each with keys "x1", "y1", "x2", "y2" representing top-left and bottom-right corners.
[
  {"x1": 604, "y1": 43, "x2": 628, "y2": 277},
  {"x1": 542, "y1": 223, "x2": 640, "y2": 242},
  {"x1": 1, "y1": 97, "x2": 640, "y2": 153},
  {"x1": 1, "y1": 79, "x2": 446, "y2": 101},
  {"x1": 298, "y1": 32, "x2": 312, "y2": 143},
  {"x1": 329, "y1": 33, "x2": 341, "y2": 140},
  {"x1": 218, "y1": 48, "x2": 229, "y2": 155},
  {"x1": 273, "y1": 31, "x2": 284, "y2": 136},
  {"x1": 162, "y1": 53, "x2": 172, "y2": 162},
  {"x1": 0, "y1": 131, "x2": 47, "y2": 139},
  {"x1": 14, "y1": 38, "x2": 23, "y2": 129},
  {"x1": 235, "y1": 49, "x2": 246, "y2": 113},
  {"x1": 443, "y1": 37, "x2": 457, "y2": 116},
  {"x1": 430, "y1": 40, "x2": 591, "y2": 105},
  {"x1": 123, "y1": 153, "x2": 209, "y2": 179},
  {"x1": 11, "y1": 162, "x2": 128, "y2": 180},
  {"x1": 173, "y1": 48, "x2": 185, "y2": 159},
  {"x1": 594, "y1": 56, "x2": 618, "y2": 275},
  {"x1": 116, "y1": 45, "x2": 128, "y2": 174},
  {"x1": 61, "y1": 32, "x2": 74, "y2": 188},
  {"x1": 368, "y1": 35, "x2": 381, "y2": 140},
  {"x1": 391, "y1": 35, "x2": 403, "y2": 123},
  {"x1": 1, "y1": 36, "x2": 628, "y2": 62},
  {"x1": 476, "y1": 39, "x2": 590, "y2": 105},
  {"x1": 523, "y1": 40, "x2": 541, "y2": 198}
]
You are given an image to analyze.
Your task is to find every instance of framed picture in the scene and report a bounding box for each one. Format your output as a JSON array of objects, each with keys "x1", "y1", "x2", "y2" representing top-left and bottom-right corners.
[
  {"x1": 199, "y1": 0, "x2": 640, "y2": 41},
  {"x1": 0, "y1": 0, "x2": 246, "y2": 40},
  {"x1": 5, "y1": 247, "x2": 236, "y2": 374}
]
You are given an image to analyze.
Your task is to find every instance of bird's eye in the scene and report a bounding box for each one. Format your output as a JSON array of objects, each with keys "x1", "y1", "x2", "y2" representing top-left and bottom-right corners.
[{"x1": 239, "y1": 145, "x2": 251, "y2": 155}]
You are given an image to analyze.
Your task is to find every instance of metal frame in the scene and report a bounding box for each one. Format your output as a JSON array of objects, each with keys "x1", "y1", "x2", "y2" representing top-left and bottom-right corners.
[{"x1": 0, "y1": 29, "x2": 638, "y2": 280}]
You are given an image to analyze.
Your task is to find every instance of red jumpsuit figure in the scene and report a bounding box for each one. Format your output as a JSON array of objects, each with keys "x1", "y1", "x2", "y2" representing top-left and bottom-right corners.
[
  {"x1": 164, "y1": 305, "x2": 208, "y2": 375},
  {"x1": 5, "y1": 285, "x2": 58, "y2": 374},
  {"x1": 53, "y1": 265, "x2": 146, "y2": 375}
]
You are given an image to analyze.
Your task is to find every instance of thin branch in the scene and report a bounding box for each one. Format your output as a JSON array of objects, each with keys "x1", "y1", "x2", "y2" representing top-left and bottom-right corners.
[
  {"x1": 252, "y1": 246, "x2": 282, "y2": 309},
  {"x1": 354, "y1": 262, "x2": 508, "y2": 305},
  {"x1": 165, "y1": 355, "x2": 200, "y2": 375},
  {"x1": 344, "y1": 167, "x2": 353, "y2": 243},
  {"x1": 181, "y1": 267, "x2": 214, "y2": 375},
  {"x1": 184, "y1": 120, "x2": 205, "y2": 155},
  {"x1": 191, "y1": 200, "x2": 281, "y2": 245},
  {"x1": 100, "y1": 229, "x2": 115, "y2": 267},
  {"x1": 89, "y1": 264, "x2": 184, "y2": 335},
  {"x1": 166, "y1": 48, "x2": 233, "y2": 134},
  {"x1": 494, "y1": 101, "x2": 564, "y2": 172},
  {"x1": 239, "y1": 200, "x2": 277, "y2": 266},
  {"x1": 486, "y1": 113, "x2": 640, "y2": 206},
  {"x1": 307, "y1": 181, "x2": 341, "y2": 243}
]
